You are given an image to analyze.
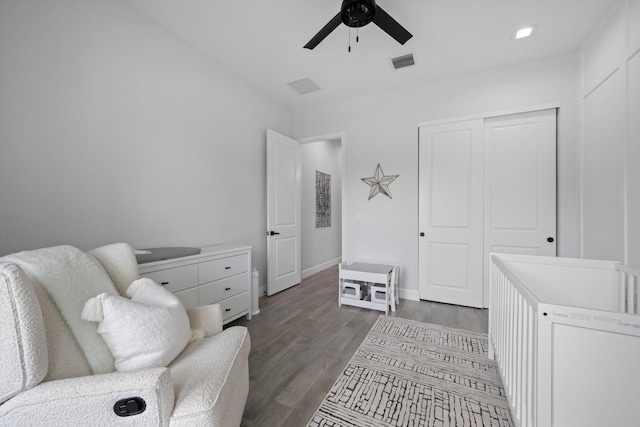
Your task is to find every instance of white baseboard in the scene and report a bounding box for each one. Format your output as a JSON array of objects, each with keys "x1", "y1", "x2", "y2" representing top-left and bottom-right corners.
[
  {"x1": 302, "y1": 257, "x2": 342, "y2": 279},
  {"x1": 258, "y1": 256, "x2": 340, "y2": 297},
  {"x1": 399, "y1": 288, "x2": 420, "y2": 301}
]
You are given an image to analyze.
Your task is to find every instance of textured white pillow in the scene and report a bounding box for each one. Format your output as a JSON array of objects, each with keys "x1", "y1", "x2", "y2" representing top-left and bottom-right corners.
[
  {"x1": 0, "y1": 263, "x2": 48, "y2": 403},
  {"x1": 82, "y1": 278, "x2": 191, "y2": 372}
]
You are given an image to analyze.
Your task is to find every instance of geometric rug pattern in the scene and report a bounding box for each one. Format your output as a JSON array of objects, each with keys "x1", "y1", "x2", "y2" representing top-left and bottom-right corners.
[{"x1": 307, "y1": 316, "x2": 514, "y2": 427}]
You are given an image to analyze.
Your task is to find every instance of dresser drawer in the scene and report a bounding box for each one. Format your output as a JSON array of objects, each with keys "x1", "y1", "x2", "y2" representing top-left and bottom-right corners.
[
  {"x1": 217, "y1": 292, "x2": 249, "y2": 321},
  {"x1": 141, "y1": 264, "x2": 198, "y2": 293},
  {"x1": 199, "y1": 254, "x2": 248, "y2": 284},
  {"x1": 198, "y1": 273, "x2": 248, "y2": 305},
  {"x1": 174, "y1": 287, "x2": 198, "y2": 309}
]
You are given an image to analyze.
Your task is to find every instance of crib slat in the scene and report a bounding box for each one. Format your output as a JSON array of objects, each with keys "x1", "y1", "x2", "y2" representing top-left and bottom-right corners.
[
  {"x1": 632, "y1": 274, "x2": 639, "y2": 315},
  {"x1": 616, "y1": 264, "x2": 640, "y2": 315},
  {"x1": 620, "y1": 272, "x2": 626, "y2": 313},
  {"x1": 516, "y1": 293, "x2": 523, "y2": 422},
  {"x1": 626, "y1": 274, "x2": 633, "y2": 314},
  {"x1": 633, "y1": 276, "x2": 640, "y2": 314},
  {"x1": 526, "y1": 304, "x2": 534, "y2": 427}
]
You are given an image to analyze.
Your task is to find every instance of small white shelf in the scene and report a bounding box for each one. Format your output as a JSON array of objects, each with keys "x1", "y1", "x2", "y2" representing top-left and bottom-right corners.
[{"x1": 338, "y1": 262, "x2": 399, "y2": 314}]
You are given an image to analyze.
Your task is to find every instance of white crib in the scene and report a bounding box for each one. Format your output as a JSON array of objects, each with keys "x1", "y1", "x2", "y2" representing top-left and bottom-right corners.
[{"x1": 489, "y1": 253, "x2": 640, "y2": 427}]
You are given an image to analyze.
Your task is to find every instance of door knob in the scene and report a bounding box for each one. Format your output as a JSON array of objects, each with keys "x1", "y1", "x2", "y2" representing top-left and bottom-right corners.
[
  {"x1": 268, "y1": 231, "x2": 280, "y2": 236},
  {"x1": 547, "y1": 237, "x2": 554, "y2": 243},
  {"x1": 420, "y1": 232, "x2": 425, "y2": 237}
]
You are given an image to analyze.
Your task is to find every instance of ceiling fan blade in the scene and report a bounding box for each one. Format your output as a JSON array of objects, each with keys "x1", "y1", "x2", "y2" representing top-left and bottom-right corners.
[
  {"x1": 304, "y1": 12, "x2": 343, "y2": 50},
  {"x1": 372, "y1": 5, "x2": 412, "y2": 45}
]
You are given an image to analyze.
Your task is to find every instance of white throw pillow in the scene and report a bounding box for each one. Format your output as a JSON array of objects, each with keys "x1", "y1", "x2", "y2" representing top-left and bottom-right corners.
[
  {"x1": 81, "y1": 278, "x2": 191, "y2": 372},
  {"x1": 0, "y1": 262, "x2": 48, "y2": 403}
]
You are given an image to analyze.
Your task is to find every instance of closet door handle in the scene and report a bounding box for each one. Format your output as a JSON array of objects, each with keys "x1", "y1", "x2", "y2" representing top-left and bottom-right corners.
[
  {"x1": 225, "y1": 287, "x2": 231, "y2": 291},
  {"x1": 161, "y1": 281, "x2": 169, "y2": 286},
  {"x1": 547, "y1": 237, "x2": 554, "y2": 243}
]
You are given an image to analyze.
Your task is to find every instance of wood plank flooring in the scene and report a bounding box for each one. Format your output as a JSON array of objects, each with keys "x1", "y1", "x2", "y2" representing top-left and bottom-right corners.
[{"x1": 228, "y1": 265, "x2": 488, "y2": 427}]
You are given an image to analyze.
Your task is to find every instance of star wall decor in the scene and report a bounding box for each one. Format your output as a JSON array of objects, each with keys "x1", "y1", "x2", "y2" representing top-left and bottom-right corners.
[{"x1": 361, "y1": 163, "x2": 399, "y2": 200}]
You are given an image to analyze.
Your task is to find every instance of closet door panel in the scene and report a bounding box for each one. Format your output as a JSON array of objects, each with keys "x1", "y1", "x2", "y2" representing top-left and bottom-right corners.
[
  {"x1": 484, "y1": 108, "x2": 557, "y2": 303},
  {"x1": 418, "y1": 120, "x2": 484, "y2": 308},
  {"x1": 490, "y1": 123, "x2": 539, "y2": 229},
  {"x1": 430, "y1": 131, "x2": 472, "y2": 228}
]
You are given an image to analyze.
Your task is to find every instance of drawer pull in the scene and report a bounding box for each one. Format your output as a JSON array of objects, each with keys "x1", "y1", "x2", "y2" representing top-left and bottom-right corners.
[
  {"x1": 225, "y1": 287, "x2": 231, "y2": 291},
  {"x1": 161, "y1": 281, "x2": 169, "y2": 285},
  {"x1": 225, "y1": 308, "x2": 231, "y2": 312},
  {"x1": 225, "y1": 266, "x2": 231, "y2": 270}
]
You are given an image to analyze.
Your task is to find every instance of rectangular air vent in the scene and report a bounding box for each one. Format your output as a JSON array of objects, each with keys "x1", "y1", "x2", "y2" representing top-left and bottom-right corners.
[
  {"x1": 287, "y1": 77, "x2": 321, "y2": 95},
  {"x1": 391, "y1": 53, "x2": 415, "y2": 70}
]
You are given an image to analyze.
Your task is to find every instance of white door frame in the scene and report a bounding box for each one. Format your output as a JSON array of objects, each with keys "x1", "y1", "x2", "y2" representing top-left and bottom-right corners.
[{"x1": 417, "y1": 102, "x2": 561, "y2": 128}]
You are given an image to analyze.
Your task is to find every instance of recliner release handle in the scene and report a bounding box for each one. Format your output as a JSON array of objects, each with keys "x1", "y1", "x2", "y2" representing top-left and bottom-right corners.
[{"x1": 114, "y1": 397, "x2": 146, "y2": 417}]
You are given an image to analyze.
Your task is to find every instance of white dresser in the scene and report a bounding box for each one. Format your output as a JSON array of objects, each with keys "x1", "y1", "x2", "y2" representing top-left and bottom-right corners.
[{"x1": 138, "y1": 244, "x2": 252, "y2": 324}]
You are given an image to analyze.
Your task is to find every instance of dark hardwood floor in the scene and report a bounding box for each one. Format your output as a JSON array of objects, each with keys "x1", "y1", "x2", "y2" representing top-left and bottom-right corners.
[{"x1": 228, "y1": 265, "x2": 488, "y2": 427}]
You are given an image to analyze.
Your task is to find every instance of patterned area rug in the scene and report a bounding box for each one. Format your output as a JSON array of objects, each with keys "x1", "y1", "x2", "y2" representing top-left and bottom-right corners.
[{"x1": 307, "y1": 316, "x2": 514, "y2": 427}]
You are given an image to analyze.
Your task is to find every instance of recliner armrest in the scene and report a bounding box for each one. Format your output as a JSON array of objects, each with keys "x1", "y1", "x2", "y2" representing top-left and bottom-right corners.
[
  {"x1": 0, "y1": 368, "x2": 174, "y2": 426},
  {"x1": 186, "y1": 304, "x2": 223, "y2": 338}
]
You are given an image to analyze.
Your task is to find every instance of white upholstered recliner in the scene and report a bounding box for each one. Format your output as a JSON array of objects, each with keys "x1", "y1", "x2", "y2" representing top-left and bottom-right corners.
[{"x1": 0, "y1": 243, "x2": 250, "y2": 426}]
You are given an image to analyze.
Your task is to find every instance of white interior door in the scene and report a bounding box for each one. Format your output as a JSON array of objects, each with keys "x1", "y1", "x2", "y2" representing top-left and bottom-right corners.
[
  {"x1": 266, "y1": 129, "x2": 302, "y2": 295},
  {"x1": 483, "y1": 109, "x2": 557, "y2": 302},
  {"x1": 418, "y1": 120, "x2": 484, "y2": 307}
]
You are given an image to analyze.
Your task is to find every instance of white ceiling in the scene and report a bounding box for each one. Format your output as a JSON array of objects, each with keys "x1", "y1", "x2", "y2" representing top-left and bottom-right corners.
[{"x1": 126, "y1": 0, "x2": 614, "y2": 111}]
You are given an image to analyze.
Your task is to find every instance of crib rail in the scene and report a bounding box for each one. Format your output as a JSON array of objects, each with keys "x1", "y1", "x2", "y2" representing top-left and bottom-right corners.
[
  {"x1": 617, "y1": 264, "x2": 640, "y2": 315},
  {"x1": 490, "y1": 254, "x2": 640, "y2": 427},
  {"x1": 489, "y1": 255, "x2": 538, "y2": 427}
]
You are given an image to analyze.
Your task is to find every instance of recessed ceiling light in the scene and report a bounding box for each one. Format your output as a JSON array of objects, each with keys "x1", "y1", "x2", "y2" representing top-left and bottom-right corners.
[{"x1": 514, "y1": 26, "x2": 536, "y2": 40}]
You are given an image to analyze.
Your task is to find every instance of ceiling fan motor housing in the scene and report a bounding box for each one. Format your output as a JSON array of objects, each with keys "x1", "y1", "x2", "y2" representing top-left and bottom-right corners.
[{"x1": 341, "y1": 0, "x2": 376, "y2": 27}]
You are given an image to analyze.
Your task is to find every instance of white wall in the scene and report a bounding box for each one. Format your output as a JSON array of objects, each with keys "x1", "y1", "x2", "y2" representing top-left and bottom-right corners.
[
  {"x1": 578, "y1": 0, "x2": 640, "y2": 267},
  {"x1": 301, "y1": 139, "x2": 342, "y2": 277},
  {"x1": 295, "y1": 53, "x2": 579, "y2": 298},
  {"x1": 0, "y1": 0, "x2": 294, "y2": 284}
]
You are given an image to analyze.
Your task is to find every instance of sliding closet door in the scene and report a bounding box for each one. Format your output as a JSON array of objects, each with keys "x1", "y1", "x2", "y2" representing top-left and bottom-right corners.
[
  {"x1": 483, "y1": 109, "x2": 557, "y2": 303},
  {"x1": 419, "y1": 108, "x2": 557, "y2": 308},
  {"x1": 418, "y1": 120, "x2": 484, "y2": 307}
]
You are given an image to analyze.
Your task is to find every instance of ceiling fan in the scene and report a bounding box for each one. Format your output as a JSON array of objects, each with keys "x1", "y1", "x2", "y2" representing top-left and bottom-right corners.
[{"x1": 304, "y1": 0, "x2": 413, "y2": 50}]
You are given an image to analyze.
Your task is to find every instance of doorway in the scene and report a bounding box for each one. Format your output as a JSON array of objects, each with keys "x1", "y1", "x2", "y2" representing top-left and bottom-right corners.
[
  {"x1": 300, "y1": 138, "x2": 343, "y2": 278},
  {"x1": 266, "y1": 130, "x2": 344, "y2": 296}
]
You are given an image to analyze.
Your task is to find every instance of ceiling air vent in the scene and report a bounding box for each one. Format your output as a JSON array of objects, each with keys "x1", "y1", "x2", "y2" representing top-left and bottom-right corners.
[
  {"x1": 391, "y1": 53, "x2": 415, "y2": 70},
  {"x1": 287, "y1": 77, "x2": 321, "y2": 95}
]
